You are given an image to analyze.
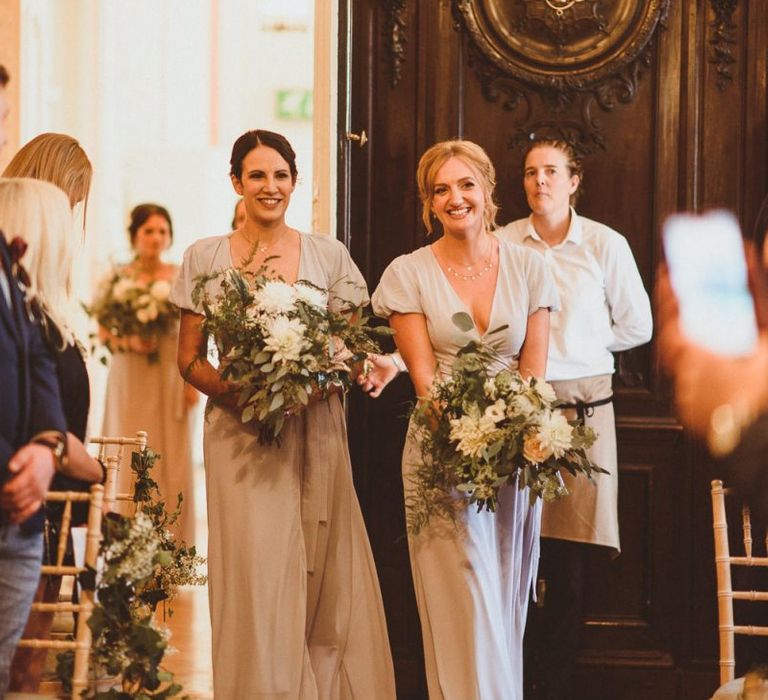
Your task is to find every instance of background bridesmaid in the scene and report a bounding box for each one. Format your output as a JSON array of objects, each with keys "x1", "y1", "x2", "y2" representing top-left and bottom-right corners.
[{"x1": 100, "y1": 203, "x2": 198, "y2": 544}]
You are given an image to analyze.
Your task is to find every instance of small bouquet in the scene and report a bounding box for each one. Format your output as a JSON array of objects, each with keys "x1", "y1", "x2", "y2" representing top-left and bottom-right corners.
[
  {"x1": 407, "y1": 313, "x2": 606, "y2": 534},
  {"x1": 86, "y1": 268, "x2": 176, "y2": 363},
  {"x1": 192, "y1": 264, "x2": 391, "y2": 445}
]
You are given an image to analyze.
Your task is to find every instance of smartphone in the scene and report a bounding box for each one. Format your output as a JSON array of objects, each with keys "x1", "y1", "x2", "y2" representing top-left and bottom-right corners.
[{"x1": 663, "y1": 209, "x2": 758, "y2": 356}]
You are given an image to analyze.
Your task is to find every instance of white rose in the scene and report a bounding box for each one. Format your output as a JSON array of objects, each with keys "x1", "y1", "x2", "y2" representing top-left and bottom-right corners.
[
  {"x1": 264, "y1": 315, "x2": 307, "y2": 363},
  {"x1": 294, "y1": 282, "x2": 328, "y2": 309},
  {"x1": 256, "y1": 281, "x2": 297, "y2": 315},
  {"x1": 136, "y1": 302, "x2": 159, "y2": 324},
  {"x1": 483, "y1": 379, "x2": 497, "y2": 400},
  {"x1": 483, "y1": 399, "x2": 507, "y2": 424},
  {"x1": 112, "y1": 278, "x2": 136, "y2": 303},
  {"x1": 534, "y1": 380, "x2": 558, "y2": 405},
  {"x1": 150, "y1": 279, "x2": 171, "y2": 302},
  {"x1": 535, "y1": 411, "x2": 574, "y2": 459},
  {"x1": 508, "y1": 393, "x2": 537, "y2": 419}
]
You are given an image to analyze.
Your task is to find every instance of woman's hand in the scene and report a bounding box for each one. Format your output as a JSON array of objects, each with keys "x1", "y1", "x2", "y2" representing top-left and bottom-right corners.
[{"x1": 356, "y1": 353, "x2": 400, "y2": 398}]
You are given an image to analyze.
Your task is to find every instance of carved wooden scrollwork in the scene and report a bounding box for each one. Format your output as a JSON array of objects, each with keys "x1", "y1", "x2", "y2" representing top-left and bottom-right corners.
[
  {"x1": 453, "y1": 0, "x2": 669, "y2": 155},
  {"x1": 381, "y1": 0, "x2": 408, "y2": 88},
  {"x1": 708, "y1": 0, "x2": 739, "y2": 91}
]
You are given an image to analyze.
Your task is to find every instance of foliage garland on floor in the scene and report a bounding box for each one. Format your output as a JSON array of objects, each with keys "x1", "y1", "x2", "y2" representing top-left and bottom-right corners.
[{"x1": 57, "y1": 448, "x2": 206, "y2": 699}]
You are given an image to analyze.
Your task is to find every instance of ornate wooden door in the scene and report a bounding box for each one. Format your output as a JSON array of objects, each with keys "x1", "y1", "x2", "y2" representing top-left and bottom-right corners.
[{"x1": 341, "y1": 2, "x2": 768, "y2": 698}]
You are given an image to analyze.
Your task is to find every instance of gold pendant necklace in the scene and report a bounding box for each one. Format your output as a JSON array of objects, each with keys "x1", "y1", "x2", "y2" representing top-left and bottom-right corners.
[
  {"x1": 439, "y1": 239, "x2": 496, "y2": 282},
  {"x1": 242, "y1": 231, "x2": 283, "y2": 254}
]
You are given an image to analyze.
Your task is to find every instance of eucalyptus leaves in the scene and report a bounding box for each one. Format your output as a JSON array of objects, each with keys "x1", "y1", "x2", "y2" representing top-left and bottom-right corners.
[
  {"x1": 192, "y1": 264, "x2": 391, "y2": 445},
  {"x1": 406, "y1": 313, "x2": 606, "y2": 534}
]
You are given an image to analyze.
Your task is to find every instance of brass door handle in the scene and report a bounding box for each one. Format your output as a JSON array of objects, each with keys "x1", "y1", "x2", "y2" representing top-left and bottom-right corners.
[{"x1": 346, "y1": 130, "x2": 368, "y2": 147}]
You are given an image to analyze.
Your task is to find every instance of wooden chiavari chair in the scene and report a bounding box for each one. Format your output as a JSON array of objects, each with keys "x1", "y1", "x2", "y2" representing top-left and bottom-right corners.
[
  {"x1": 89, "y1": 430, "x2": 148, "y2": 511},
  {"x1": 710, "y1": 479, "x2": 768, "y2": 700},
  {"x1": 12, "y1": 484, "x2": 104, "y2": 700}
]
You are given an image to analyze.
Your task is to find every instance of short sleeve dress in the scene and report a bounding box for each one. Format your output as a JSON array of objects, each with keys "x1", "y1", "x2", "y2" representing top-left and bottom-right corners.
[
  {"x1": 372, "y1": 237, "x2": 560, "y2": 700},
  {"x1": 170, "y1": 232, "x2": 396, "y2": 700}
]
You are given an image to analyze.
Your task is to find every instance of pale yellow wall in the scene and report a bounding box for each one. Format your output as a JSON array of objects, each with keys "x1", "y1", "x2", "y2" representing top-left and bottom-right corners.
[{"x1": 0, "y1": 0, "x2": 20, "y2": 171}]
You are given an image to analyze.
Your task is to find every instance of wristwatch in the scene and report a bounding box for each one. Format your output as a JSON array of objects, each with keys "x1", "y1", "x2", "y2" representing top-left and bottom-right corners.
[{"x1": 32, "y1": 430, "x2": 69, "y2": 472}]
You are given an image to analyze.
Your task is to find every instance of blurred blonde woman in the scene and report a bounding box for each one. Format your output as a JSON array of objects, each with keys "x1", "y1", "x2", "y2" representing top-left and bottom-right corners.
[
  {"x1": 4, "y1": 136, "x2": 97, "y2": 691},
  {"x1": 0, "y1": 178, "x2": 102, "y2": 691},
  {"x1": 3, "y1": 132, "x2": 92, "y2": 210}
]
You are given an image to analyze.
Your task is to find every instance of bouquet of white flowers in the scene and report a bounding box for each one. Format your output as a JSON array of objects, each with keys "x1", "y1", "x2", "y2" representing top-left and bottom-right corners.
[
  {"x1": 192, "y1": 264, "x2": 391, "y2": 445},
  {"x1": 86, "y1": 268, "x2": 176, "y2": 363},
  {"x1": 407, "y1": 313, "x2": 606, "y2": 534}
]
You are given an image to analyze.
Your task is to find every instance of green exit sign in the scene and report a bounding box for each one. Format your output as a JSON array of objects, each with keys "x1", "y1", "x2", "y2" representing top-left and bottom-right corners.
[{"x1": 275, "y1": 90, "x2": 313, "y2": 121}]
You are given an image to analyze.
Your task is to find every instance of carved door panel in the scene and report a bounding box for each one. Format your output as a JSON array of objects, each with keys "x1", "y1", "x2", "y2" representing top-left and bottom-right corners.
[{"x1": 343, "y1": 2, "x2": 768, "y2": 698}]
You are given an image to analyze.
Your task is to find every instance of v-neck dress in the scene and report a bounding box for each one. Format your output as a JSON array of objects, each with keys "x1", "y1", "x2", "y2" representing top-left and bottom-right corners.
[
  {"x1": 372, "y1": 238, "x2": 559, "y2": 700},
  {"x1": 171, "y1": 233, "x2": 396, "y2": 700}
]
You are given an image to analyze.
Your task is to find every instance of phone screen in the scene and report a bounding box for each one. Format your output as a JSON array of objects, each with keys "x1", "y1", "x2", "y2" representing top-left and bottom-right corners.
[{"x1": 663, "y1": 209, "x2": 758, "y2": 356}]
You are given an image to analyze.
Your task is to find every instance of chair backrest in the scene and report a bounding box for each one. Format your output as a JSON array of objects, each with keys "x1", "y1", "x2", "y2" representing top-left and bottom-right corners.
[
  {"x1": 711, "y1": 479, "x2": 768, "y2": 686},
  {"x1": 89, "y1": 430, "x2": 147, "y2": 511},
  {"x1": 16, "y1": 484, "x2": 104, "y2": 700}
]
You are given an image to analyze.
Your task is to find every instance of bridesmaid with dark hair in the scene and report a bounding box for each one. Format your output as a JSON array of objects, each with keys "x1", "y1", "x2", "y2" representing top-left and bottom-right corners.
[
  {"x1": 101, "y1": 203, "x2": 198, "y2": 544},
  {"x1": 172, "y1": 129, "x2": 396, "y2": 699}
]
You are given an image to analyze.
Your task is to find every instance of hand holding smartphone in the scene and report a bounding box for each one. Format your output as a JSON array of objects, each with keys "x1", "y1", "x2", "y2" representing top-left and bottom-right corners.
[{"x1": 663, "y1": 209, "x2": 758, "y2": 356}]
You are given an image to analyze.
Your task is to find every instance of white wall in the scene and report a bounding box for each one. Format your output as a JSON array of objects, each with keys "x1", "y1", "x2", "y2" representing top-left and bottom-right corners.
[
  {"x1": 19, "y1": 0, "x2": 318, "y2": 436},
  {"x1": 20, "y1": 0, "x2": 315, "y2": 273}
]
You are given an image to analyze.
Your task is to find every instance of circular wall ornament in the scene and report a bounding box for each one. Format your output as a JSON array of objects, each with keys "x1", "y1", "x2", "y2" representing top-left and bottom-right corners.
[{"x1": 454, "y1": 0, "x2": 668, "y2": 90}]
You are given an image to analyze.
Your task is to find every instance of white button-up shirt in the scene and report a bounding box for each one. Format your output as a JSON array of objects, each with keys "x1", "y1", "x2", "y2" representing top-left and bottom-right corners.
[{"x1": 496, "y1": 209, "x2": 653, "y2": 381}]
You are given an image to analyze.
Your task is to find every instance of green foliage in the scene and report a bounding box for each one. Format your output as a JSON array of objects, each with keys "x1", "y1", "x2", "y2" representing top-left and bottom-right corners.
[{"x1": 57, "y1": 448, "x2": 205, "y2": 698}]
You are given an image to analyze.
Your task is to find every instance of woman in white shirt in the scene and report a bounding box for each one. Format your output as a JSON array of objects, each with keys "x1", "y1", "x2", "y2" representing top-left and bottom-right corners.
[{"x1": 497, "y1": 139, "x2": 653, "y2": 700}]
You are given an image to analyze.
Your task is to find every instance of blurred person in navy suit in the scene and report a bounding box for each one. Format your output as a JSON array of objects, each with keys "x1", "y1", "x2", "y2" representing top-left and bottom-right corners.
[{"x1": 0, "y1": 64, "x2": 69, "y2": 694}]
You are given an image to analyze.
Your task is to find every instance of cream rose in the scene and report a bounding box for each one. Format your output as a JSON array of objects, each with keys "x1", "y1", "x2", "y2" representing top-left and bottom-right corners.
[
  {"x1": 112, "y1": 277, "x2": 137, "y2": 303},
  {"x1": 136, "y1": 302, "x2": 159, "y2": 324},
  {"x1": 150, "y1": 279, "x2": 171, "y2": 302},
  {"x1": 523, "y1": 434, "x2": 553, "y2": 464},
  {"x1": 483, "y1": 399, "x2": 507, "y2": 424},
  {"x1": 535, "y1": 380, "x2": 558, "y2": 404}
]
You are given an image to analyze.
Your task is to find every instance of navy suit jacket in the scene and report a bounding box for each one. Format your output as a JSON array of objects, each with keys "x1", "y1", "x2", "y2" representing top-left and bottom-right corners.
[{"x1": 0, "y1": 233, "x2": 66, "y2": 531}]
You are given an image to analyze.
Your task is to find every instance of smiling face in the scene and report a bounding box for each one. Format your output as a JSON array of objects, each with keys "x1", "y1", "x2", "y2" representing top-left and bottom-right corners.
[
  {"x1": 132, "y1": 213, "x2": 171, "y2": 260},
  {"x1": 430, "y1": 157, "x2": 487, "y2": 238},
  {"x1": 523, "y1": 145, "x2": 579, "y2": 219},
  {"x1": 231, "y1": 145, "x2": 295, "y2": 226}
]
